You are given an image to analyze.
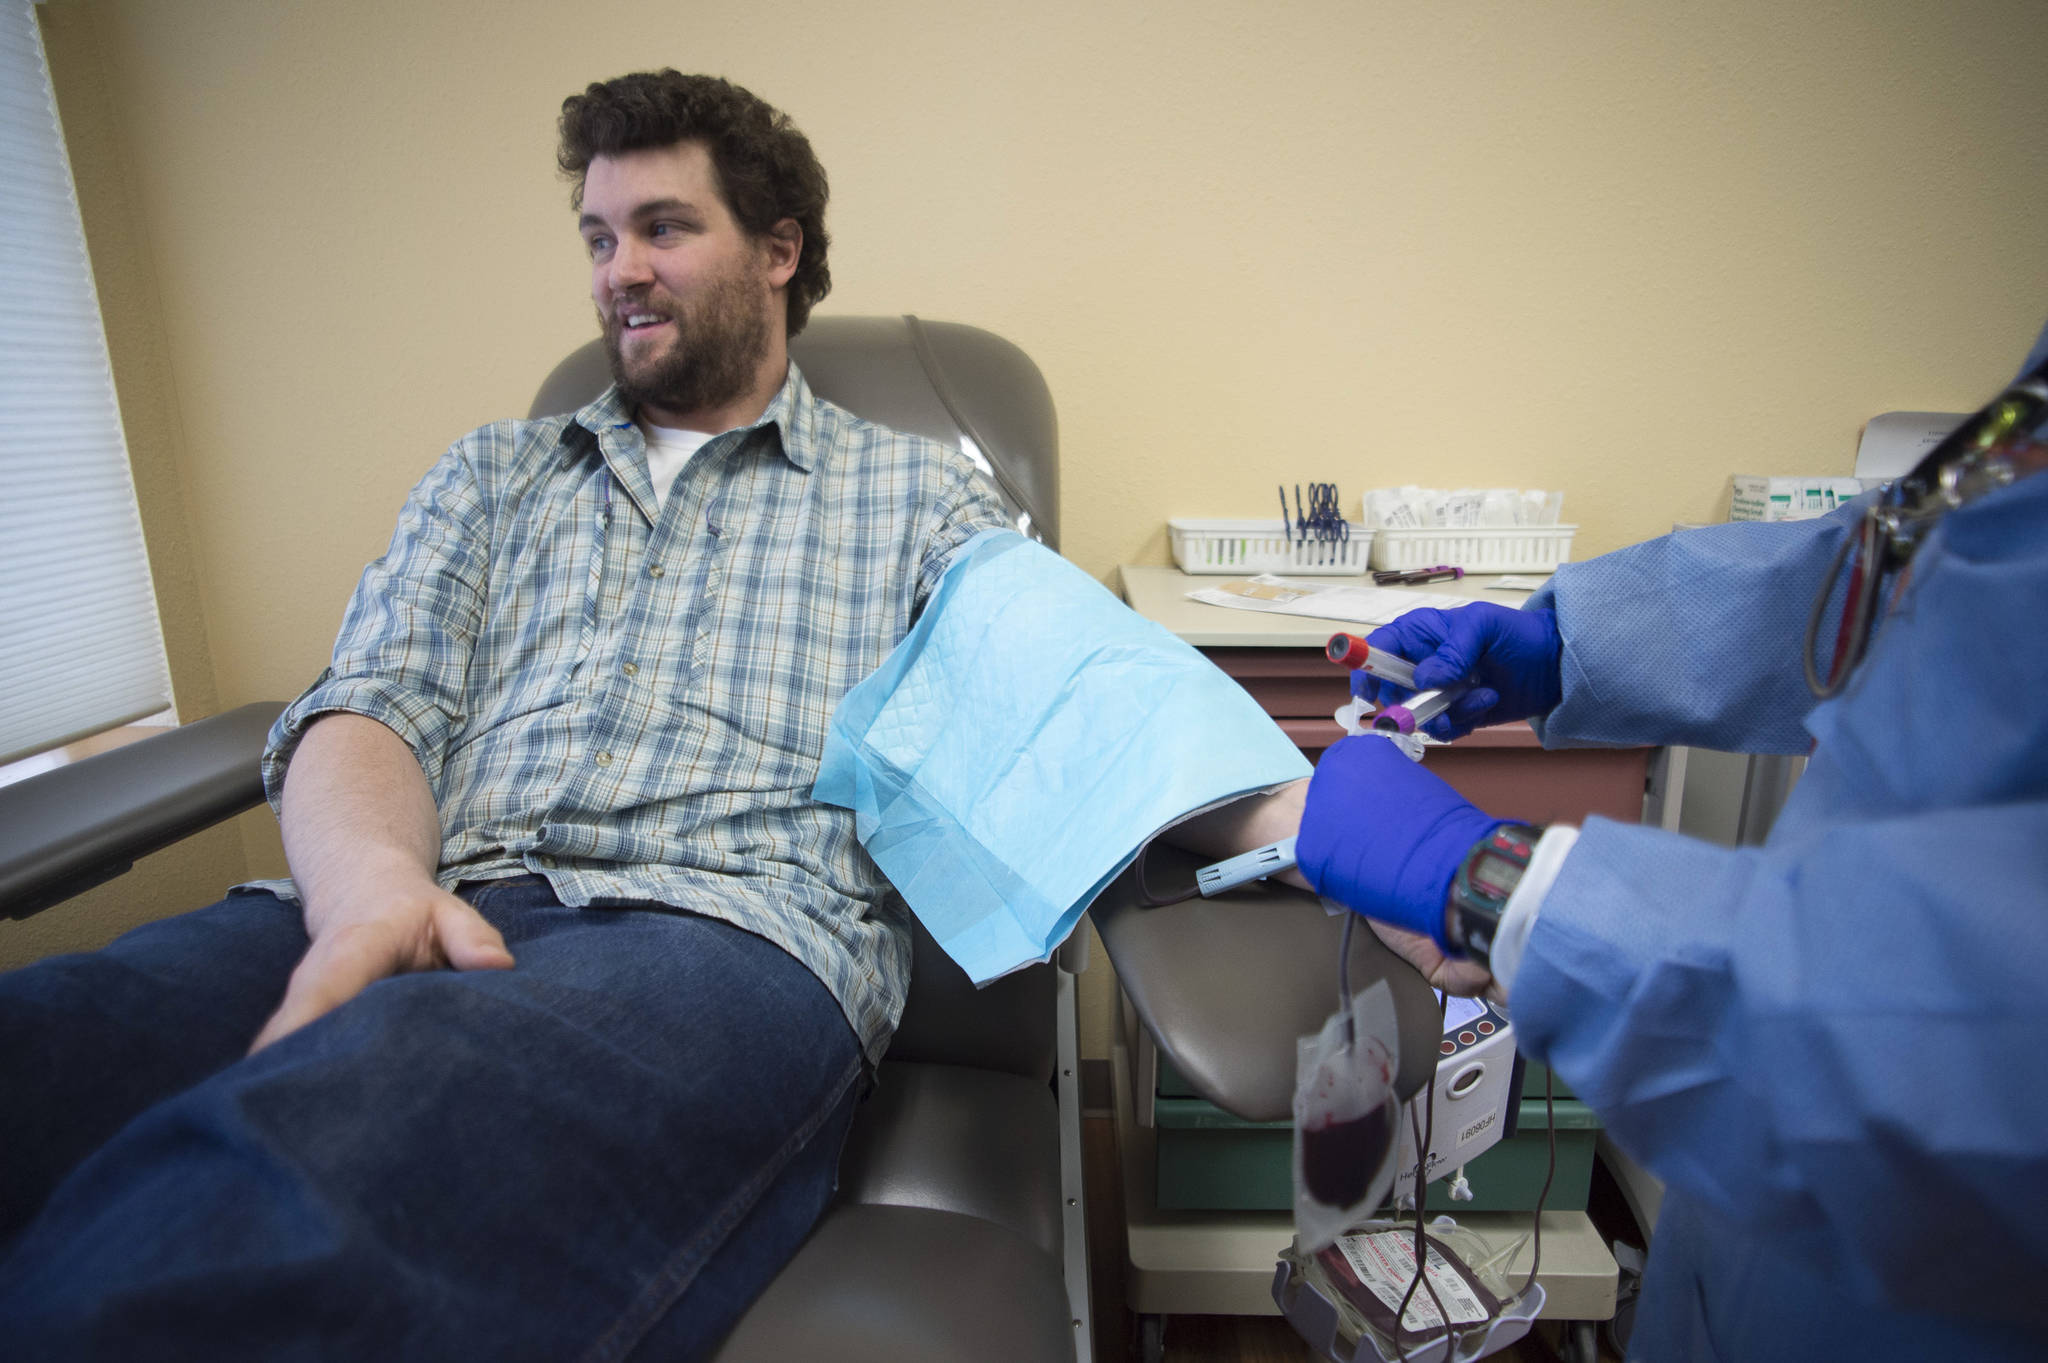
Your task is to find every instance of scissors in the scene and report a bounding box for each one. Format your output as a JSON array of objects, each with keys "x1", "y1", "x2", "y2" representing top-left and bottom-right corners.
[{"x1": 1289, "y1": 483, "x2": 1351, "y2": 564}]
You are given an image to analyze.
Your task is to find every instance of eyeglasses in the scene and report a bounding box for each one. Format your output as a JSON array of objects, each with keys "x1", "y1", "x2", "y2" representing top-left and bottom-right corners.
[{"x1": 1804, "y1": 367, "x2": 2048, "y2": 698}]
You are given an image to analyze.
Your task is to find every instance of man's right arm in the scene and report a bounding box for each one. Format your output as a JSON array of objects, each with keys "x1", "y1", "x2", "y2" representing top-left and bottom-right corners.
[
  {"x1": 249, "y1": 713, "x2": 512, "y2": 1052},
  {"x1": 251, "y1": 438, "x2": 509, "y2": 1051}
]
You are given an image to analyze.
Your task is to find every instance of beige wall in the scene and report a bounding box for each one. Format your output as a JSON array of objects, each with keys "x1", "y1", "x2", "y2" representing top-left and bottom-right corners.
[
  {"x1": 17, "y1": 1, "x2": 2048, "y2": 1023},
  {"x1": 0, "y1": 0, "x2": 249, "y2": 971}
]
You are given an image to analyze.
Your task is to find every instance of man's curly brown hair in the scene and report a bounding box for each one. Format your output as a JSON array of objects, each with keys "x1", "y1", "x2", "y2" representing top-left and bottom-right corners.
[{"x1": 558, "y1": 71, "x2": 831, "y2": 337}]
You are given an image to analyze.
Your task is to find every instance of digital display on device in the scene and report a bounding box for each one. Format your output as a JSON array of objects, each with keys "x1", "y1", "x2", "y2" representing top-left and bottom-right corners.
[
  {"x1": 1473, "y1": 852, "x2": 1521, "y2": 893},
  {"x1": 1436, "y1": 991, "x2": 1487, "y2": 1033}
]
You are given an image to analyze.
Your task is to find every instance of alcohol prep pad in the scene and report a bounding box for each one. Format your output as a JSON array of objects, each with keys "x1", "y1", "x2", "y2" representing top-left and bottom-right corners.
[{"x1": 814, "y1": 529, "x2": 1310, "y2": 983}]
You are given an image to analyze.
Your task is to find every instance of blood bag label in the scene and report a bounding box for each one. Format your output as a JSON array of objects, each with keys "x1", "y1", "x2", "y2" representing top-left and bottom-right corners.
[{"x1": 1334, "y1": 1231, "x2": 1490, "y2": 1329}]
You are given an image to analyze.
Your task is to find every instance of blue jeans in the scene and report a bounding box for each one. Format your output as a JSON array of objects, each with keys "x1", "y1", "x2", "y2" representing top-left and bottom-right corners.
[{"x1": 0, "y1": 879, "x2": 864, "y2": 1361}]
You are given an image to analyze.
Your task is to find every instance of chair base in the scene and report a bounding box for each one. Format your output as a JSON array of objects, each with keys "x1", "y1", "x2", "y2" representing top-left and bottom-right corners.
[{"x1": 708, "y1": 1203, "x2": 1076, "y2": 1363}]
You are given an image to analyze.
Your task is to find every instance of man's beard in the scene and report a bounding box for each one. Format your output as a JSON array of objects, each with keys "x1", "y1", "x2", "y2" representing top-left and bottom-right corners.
[{"x1": 601, "y1": 266, "x2": 773, "y2": 421}]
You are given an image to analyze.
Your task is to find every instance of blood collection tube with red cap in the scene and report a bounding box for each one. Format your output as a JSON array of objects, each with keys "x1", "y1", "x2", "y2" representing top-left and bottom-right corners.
[
  {"x1": 1324, "y1": 633, "x2": 1418, "y2": 691},
  {"x1": 1325, "y1": 632, "x2": 1469, "y2": 736}
]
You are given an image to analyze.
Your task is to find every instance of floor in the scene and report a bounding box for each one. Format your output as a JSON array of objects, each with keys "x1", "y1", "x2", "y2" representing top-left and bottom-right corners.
[{"x1": 1082, "y1": 1115, "x2": 1613, "y2": 1363}]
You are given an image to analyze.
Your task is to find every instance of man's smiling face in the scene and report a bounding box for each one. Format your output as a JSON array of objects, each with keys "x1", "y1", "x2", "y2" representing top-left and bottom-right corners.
[{"x1": 578, "y1": 140, "x2": 796, "y2": 429}]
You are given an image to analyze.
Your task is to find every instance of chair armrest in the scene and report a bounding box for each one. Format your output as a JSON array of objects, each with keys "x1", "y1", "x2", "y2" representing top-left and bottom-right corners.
[
  {"x1": 0, "y1": 702, "x2": 286, "y2": 920},
  {"x1": 1089, "y1": 843, "x2": 1441, "y2": 1122}
]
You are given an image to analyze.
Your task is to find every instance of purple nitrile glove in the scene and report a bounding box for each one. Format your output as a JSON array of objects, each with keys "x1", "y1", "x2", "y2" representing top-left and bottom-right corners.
[
  {"x1": 1352, "y1": 603, "x2": 1563, "y2": 741},
  {"x1": 1295, "y1": 735, "x2": 1504, "y2": 950}
]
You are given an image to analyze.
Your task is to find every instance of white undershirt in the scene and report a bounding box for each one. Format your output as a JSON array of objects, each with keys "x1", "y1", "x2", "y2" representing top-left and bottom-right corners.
[{"x1": 638, "y1": 421, "x2": 714, "y2": 511}]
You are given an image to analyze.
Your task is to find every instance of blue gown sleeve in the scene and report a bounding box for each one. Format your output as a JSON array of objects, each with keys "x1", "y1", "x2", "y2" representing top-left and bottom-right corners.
[
  {"x1": 1527, "y1": 505, "x2": 1858, "y2": 754},
  {"x1": 1512, "y1": 469, "x2": 2048, "y2": 1324},
  {"x1": 1513, "y1": 806, "x2": 2048, "y2": 1322}
]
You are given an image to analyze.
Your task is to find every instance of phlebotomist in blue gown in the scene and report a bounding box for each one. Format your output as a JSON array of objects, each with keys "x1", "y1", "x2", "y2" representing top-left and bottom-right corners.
[{"x1": 1295, "y1": 320, "x2": 2048, "y2": 1361}]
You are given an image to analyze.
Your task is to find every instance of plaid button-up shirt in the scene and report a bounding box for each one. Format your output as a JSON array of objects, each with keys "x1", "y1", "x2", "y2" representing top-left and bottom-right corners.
[{"x1": 256, "y1": 365, "x2": 1010, "y2": 1060}]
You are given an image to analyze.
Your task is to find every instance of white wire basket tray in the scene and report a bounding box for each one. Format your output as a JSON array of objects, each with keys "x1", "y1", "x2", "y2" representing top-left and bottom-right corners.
[
  {"x1": 1368, "y1": 526, "x2": 1576, "y2": 575},
  {"x1": 1169, "y1": 518, "x2": 1371, "y2": 576}
]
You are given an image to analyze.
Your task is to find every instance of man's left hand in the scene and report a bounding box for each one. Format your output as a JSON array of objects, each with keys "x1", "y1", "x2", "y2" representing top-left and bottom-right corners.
[{"x1": 1362, "y1": 918, "x2": 1501, "y2": 1002}]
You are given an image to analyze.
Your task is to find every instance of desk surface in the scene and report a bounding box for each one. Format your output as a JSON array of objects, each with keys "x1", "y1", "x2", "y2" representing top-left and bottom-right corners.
[{"x1": 1118, "y1": 565, "x2": 1538, "y2": 648}]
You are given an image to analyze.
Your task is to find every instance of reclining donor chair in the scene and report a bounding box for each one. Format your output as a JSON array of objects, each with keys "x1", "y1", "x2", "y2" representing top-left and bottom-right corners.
[
  {"x1": 3, "y1": 315, "x2": 1443, "y2": 1362},
  {"x1": 4, "y1": 316, "x2": 1083, "y2": 1362},
  {"x1": 531, "y1": 316, "x2": 1086, "y2": 1361},
  {"x1": 530, "y1": 319, "x2": 1446, "y2": 1360}
]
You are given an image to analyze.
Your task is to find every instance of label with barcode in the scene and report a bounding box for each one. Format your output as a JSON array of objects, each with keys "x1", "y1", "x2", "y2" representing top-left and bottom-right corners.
[{"x1": 1334, "y1": 1231, "x2": 1489, "y2": 1330}]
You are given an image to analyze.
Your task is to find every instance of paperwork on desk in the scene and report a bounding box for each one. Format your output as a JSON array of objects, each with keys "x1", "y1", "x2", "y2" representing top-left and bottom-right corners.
[{"x1": 1186, "y1": 575, "x2": 1479, "y2": 627}]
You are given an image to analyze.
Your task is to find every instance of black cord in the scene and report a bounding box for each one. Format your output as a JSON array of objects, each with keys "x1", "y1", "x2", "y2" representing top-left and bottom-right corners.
[
  {"x1": 1802, "y1": 529, "x2": 1856, "y2": 698},
  {"x1": 1392, "y1": 989, "x2": 1457, "y2": 1362},
  {"x1": 1338, "y1": 914, "x2": 1355, "y2": 1048},
  {"x1": 1391, "y1": 998, "x2": 1556, "y2": 1361},
  {"x1": 1329, "y1": 937, "x2": 1553, "y2": 1357},
  {"x1": 1521, "y1": 1065, "x2": 1558, "y2": 1299}
]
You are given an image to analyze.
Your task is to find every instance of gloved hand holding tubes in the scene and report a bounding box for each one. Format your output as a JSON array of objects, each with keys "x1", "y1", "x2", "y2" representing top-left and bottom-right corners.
[
  {"x1": 1179, "y1": 601, "x2": 1567, "y2": 980},
  {"x1": 1299, "y1": 602, "x2": 1567, "y2": 997},
  {"x1": 1348, "y1": 601, "x2": 1564, "y2": 742}
]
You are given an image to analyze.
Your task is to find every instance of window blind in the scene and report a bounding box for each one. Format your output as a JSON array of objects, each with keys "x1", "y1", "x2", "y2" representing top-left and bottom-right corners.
[{"x1": 0, "y1": 0, "x2": 173, "y2": 765}]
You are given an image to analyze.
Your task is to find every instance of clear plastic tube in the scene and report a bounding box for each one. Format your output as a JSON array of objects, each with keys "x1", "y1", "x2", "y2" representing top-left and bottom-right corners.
[
  {"x1": 1325, "y1": 634, "x2": 1419, "y2": 691},
  {"x1": 1371, "y1": 685, "x2": 1469, "y2": 736}
]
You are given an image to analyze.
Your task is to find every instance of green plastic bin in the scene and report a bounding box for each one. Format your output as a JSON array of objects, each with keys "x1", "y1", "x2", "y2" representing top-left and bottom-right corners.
[{"x1": 1151, "y1": 1059, "x2": 1600, "y2": 1213}]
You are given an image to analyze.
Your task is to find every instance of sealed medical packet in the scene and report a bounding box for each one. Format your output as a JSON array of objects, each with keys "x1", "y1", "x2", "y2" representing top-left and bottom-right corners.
[
  {"x1": 1275, "y1": 1217, "x2": 1544, "y2": 1363},
  {"x1": 1315, "y1": 1228, "x2": 1501, "y2": 1342}
]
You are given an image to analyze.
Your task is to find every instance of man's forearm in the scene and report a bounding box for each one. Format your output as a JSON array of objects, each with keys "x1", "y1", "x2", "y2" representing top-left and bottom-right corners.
[
  {"x1": 257, "y1": 712, "x2": 508, "y2": 1052},
  {"x1": 1164, "y1": 777, "x2": 1312, "y2": 890},
  {"x1": 279, "y1": 713, "x2": 444, "y2": 931}
]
